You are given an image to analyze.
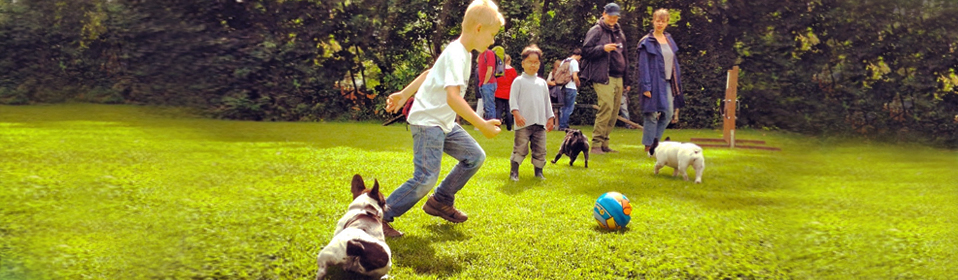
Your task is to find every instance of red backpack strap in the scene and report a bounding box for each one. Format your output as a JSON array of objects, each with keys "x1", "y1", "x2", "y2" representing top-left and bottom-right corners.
[{"x1": 402, "y1": 96, "x2": 415, "y2": 118}]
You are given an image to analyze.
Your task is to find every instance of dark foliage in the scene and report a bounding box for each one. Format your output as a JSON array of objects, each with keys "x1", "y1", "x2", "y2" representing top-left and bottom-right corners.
[{"x1": 1, "y1": 0, "x2": 955, "y2": 146}]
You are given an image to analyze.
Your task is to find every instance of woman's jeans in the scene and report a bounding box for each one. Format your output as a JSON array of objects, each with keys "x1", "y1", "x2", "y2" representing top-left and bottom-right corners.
[
  {"x1": 384, "y1": 124, "x2": 485, "y2": 222},
  {"x1": 642, "y1": 85, "x2": 674, "y2": 146}
]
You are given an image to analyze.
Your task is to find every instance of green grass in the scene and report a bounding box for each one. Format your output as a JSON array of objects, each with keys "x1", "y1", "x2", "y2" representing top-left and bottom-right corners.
[{"x1": 1, "y1": 104, "x2": 956, "y2": 279}]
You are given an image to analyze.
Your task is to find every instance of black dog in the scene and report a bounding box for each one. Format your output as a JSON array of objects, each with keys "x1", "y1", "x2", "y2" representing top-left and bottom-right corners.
[{"x1": 551, "y1": 129, "x2": 590, "y2": 168}]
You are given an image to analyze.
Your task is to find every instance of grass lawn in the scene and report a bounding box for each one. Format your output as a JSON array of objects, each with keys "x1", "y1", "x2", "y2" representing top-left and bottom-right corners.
[{"x1": 1, "y1": 104, "x2": 956, "y2": 279}]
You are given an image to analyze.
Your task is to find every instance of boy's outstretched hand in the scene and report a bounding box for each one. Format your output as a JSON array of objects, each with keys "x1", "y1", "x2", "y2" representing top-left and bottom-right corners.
[
  {"x1": 478, "y1": 119, "x2": 502, "y2": 139},
  {"x1": 386, "y1": 69, "x2": 431, "y2": 114},
  {"x1": 385, "y1": 92, "x2": 407, "y2": 114}
]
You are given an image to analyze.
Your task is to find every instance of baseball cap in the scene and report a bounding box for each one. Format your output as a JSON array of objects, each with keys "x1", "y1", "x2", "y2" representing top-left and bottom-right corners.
[{"x1": 604, "y1": 3, "x2": 621, "y2": 17}]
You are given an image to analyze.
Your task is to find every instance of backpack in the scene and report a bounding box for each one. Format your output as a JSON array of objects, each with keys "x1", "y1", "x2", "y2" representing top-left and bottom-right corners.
[
  {"x1": 554, "y1": 58, "x2": 573, "y2": 86},
  {"x1": 402, "y1": 97, "x2": 415, "y2": 118},
  {"x1": 381, "y1": 97, "x2": 415, "y2": 126},
  {"x1": 494, "y1": 55, "x2": 505, "y2": 77},
  {"x1": 484, "y1": 52, "x2": 505, "y2": 78}
]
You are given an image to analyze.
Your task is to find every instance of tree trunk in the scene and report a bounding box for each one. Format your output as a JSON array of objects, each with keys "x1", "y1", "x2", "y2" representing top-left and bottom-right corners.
[
  {"x1": 430, "y1": 0, "x2": 456, "y2": 61},
  {"x1": 354, "y1": 45, "x2": 367, "y2": 93}
]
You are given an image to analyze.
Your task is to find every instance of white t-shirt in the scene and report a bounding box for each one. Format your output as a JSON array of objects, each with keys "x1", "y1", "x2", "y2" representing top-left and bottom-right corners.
[
  {"x1": 407, "y1": 40, "x2": 471, "y2": 133},
  {"x1": 565, "y1": 58, "x2": 580, "y2": 90}
]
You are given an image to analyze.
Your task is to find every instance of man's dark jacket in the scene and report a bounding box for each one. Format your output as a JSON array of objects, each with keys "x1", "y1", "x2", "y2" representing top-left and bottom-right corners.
[{"x1": 580, "y1": 19, "x2": 630, "y2": 86}]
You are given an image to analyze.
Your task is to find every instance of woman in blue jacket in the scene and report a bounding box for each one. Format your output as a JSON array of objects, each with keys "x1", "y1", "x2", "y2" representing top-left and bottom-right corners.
[{"x1": 637, "y1": 8, "x2": 685, "y2": 152}]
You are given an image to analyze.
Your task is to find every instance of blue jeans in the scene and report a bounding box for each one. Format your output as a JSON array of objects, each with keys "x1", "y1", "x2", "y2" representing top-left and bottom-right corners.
[
  {"x1": 558, "y1": 88, "x2": 577, "y2": 129},
  {"x1": 384, "y1": 124, "x2": 486, "y2": 222},
  {"x1": 479, "y1": 83, "x2": 497, "y2": 120},
  {"x1": 642, "y1": 86, "x2": 674, "y2": 146}
]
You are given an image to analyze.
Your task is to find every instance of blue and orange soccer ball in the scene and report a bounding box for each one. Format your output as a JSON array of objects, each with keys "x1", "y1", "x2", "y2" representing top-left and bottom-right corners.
[{"x1": 593, "y1": 192, "x2": 632, "y2": 230}]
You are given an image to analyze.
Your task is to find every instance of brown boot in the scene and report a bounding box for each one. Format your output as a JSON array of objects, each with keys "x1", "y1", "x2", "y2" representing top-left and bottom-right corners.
[
  {"x1": 602, "y1": 146, "x2": 619, "y2": 153},
  {"x1": 382, "y1": 220, "x2": 404, "y2": 238},
  {"x1": 422, "y1": 195, "x2": 468, "y2": 223},
  {"x1": 590, "y1": 146, "x2": 605, "y2": 155}
]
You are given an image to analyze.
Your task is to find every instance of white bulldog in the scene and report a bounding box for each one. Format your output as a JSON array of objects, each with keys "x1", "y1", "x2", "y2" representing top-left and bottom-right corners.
[
  {"x1": 647, "y1": 137, "x2": 706, "y2": 184},
  {"x1": 316, "y1": 174, "x2": 392, "y2": 280}
]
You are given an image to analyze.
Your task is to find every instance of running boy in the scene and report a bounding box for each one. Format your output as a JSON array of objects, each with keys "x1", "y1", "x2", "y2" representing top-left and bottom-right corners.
[
  {"x1": 382, "y1": 0, "x2": 505, "y2": 237},
  {"x1": 508, "y1": 45, "x2": 555, "y2": 182}
]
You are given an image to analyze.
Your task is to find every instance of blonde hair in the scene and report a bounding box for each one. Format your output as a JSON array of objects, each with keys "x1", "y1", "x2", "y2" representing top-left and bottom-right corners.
[
  {"x1": 653, "y1": 8, "x2": 670, "y2": 21},
  {"x1": 463, "y1": 0, "x2": 505, "y2": 31}
]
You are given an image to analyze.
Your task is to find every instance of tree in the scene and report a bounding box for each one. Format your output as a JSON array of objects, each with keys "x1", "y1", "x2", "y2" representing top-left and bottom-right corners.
[{"x1": 1, "y1": 0, "x2": 955, "y2": 146}]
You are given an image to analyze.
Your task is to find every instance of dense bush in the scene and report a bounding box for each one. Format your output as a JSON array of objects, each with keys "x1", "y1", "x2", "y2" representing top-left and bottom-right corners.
[{"x1": 1, "y1": 0, "x2": 955, "y2": 147}]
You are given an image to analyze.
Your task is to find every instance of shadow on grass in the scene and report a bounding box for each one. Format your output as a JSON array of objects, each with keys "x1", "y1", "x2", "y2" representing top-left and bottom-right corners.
[
  {"x1": 319, "y1": 266, "x2": 386, "y2": 280},
  {"x1": 421, "y1": 223, "x2": 470, "y2": 242},
  {"x1": 675, "y1": 191, "x2": 781, "y2": 210},
  {"x1": 495, "y1": 176, "x2": 548, "y2": 195},
  {"x1": 489, "y1": 158, "x2": 589, "y2": 195},
  {"x1": 592, "y1": 225, "x2": 632, "y2": 234},
  {"x1": 610, "y1": 179, "x2": 785, "y2": 211},
  {"x1": 547, "y1": 155, "x2": 591, "y2": 170},
  {"x1": 562, "y1": 149, "x2": 793, "y2": 211},
  {"x1": 388, "y1": 232, "x2": 468, "y2": 276}
]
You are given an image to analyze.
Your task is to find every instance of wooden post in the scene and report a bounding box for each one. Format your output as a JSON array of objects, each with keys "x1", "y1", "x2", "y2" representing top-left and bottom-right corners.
[
  {"x1": 723, "y1": 66, "x2": 739, "y2": 147},
  {"x1": 689, "y1": 66, "x2": 780, "y2": 151}
]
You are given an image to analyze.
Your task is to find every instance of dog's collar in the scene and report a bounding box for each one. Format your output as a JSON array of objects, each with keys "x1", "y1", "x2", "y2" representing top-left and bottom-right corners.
[{"x1": 342, "y1": 210, "x2": 382, "y2": 229}]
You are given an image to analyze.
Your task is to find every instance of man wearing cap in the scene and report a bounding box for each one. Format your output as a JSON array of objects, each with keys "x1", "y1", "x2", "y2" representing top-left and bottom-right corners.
[{"x1": 580, "y1": 2, "x2": 631, "y2": 154}]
